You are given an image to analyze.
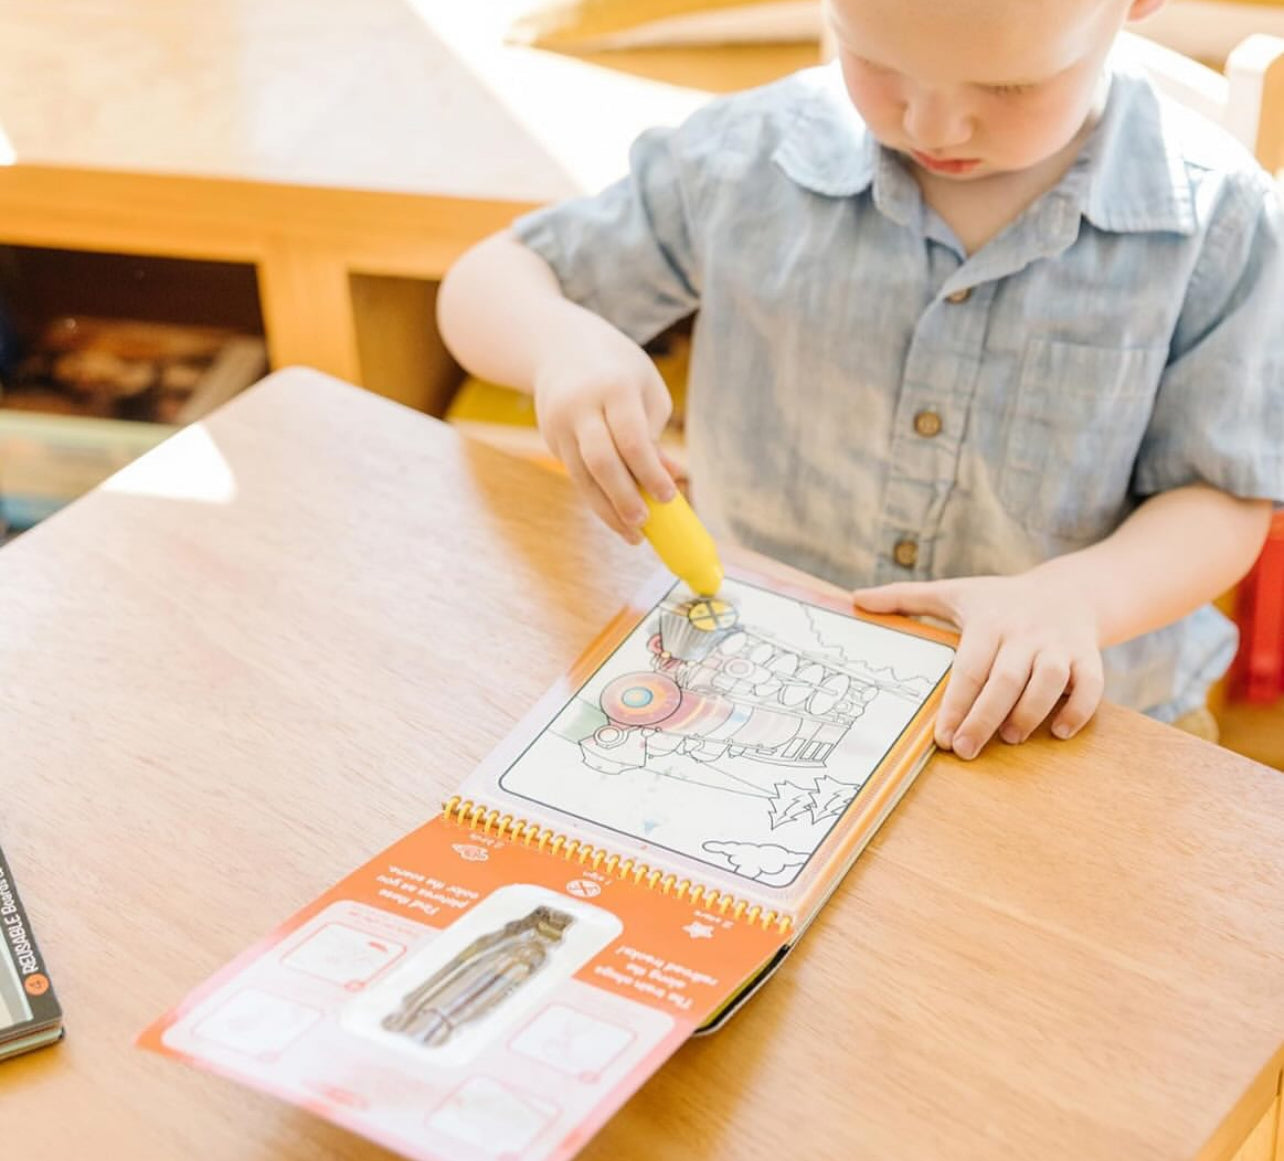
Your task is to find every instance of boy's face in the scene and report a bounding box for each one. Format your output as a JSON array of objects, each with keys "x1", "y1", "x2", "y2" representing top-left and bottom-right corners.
[{"x1": 828, "y1": 0, "x2": 1160, "y2": 181}]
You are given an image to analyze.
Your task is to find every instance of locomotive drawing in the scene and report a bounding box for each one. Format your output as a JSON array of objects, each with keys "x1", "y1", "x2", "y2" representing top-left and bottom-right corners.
[{"x1": 575, "y1": 595, "x2": 927, "y2": 777}]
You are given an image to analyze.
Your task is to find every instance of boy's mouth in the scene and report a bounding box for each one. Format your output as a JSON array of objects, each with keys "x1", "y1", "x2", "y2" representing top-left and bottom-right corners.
[{"x1": 910, "y1": 150, "x2": 981, "y2": 176}]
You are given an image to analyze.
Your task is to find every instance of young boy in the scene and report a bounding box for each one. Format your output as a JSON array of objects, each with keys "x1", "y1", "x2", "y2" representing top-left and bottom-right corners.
[{"x1": 438, "y1": 0, "x2": 1282, "y2": 760}]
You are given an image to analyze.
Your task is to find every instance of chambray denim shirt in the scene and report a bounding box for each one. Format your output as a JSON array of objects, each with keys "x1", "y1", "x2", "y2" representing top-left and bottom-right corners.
[{"x1": 514, "y1": 55, "x2": 1284, "y2": 722}]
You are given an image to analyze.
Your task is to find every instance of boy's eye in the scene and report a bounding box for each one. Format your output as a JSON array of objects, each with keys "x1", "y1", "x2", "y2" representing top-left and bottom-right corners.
[{"x1": 986, "y1": 82, "x2": 1035, "y2": 97}]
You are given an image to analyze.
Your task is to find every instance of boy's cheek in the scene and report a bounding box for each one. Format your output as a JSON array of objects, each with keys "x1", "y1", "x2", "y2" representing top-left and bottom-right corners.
[
  {"x1": 995, "y1": 104, "x2": 1093, "y2": 169},
  {"x1": 995, "y1": 75, "x2": 1103, "y2": 164},
  {"x1": 838, "y1": 57, "x2": 902, "y2": 128}
]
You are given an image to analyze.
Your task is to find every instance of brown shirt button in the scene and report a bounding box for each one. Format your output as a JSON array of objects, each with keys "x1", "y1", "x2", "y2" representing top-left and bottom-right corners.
[
  {"x1": 913, "y1": 409, "x2": 942, "y2": 437},
  {"x1": 945, "y1": 287, "x2": 971, "y2": 304},
  {"x1": 893, "y1": 538, "x2": 919, "y2": 569}
]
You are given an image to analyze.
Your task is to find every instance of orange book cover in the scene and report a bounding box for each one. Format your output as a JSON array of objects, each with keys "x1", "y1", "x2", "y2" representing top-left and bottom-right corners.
[{"x1": 140, "y1": 564, "x2": 954, "y2": 1160}]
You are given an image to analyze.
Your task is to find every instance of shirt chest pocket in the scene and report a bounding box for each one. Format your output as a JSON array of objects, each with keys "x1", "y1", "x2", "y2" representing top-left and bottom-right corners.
[{"x1": 995, "y1": 338, "x2": 1167, "y2": 542}]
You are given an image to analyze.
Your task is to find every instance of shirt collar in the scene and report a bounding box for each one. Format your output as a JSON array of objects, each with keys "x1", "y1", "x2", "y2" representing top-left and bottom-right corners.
[
  {"x1": 773, "y1": 53, "x2": 1198, "y2": 238},
  {"x1": 1077, "y1": 48, "x2": 1197, "y2": 236},
  {"x1": 772, "y1": 65, "x2": 879, "y2": 198}
]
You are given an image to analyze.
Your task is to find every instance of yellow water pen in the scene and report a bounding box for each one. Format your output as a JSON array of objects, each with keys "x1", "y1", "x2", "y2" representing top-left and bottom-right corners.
[{"x1": 640, "y1": 491, "x2": 724, "y2": 597}]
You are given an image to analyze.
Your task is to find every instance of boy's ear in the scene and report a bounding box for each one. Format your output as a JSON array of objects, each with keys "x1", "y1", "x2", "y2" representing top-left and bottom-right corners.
[{"x1": 1126, "y1": 0, "x2": 1167, "y2": 22}]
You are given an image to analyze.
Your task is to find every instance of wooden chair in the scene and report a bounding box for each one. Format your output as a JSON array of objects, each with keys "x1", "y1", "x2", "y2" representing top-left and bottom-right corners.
[{"x1": 1124, "y1": 29, "x2": 1284, "y2": 172}]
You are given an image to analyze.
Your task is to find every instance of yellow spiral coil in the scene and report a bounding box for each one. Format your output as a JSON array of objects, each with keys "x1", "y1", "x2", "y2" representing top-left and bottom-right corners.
[{"x1": 442, "y1": 796, "x2": 793, "y2": 934}]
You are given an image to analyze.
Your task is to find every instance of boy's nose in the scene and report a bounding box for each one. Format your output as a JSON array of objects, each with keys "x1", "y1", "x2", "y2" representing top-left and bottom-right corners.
[{"x1": 902, "y1": 95, "x2": 973, "y2": 151}]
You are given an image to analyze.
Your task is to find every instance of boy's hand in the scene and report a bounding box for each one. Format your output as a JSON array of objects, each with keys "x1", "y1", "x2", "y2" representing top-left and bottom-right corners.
[
  {"x1": 852, "y1": 573, "x2": 1105, "y2": 759},
  {"x1": 533, "y1": 337, "x2": 678, "y2": 543}
]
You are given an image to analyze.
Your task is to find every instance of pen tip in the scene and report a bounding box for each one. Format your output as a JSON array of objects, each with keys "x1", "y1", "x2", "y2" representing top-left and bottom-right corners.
[{"x1": 688, "y1": 565, "x2": 725, "y2": 598}]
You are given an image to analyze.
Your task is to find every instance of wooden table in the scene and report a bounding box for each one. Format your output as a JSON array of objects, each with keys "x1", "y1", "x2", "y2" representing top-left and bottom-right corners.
[
  {"x1": 0, "y1": 0, "x2": 814, "y2": 413},
  {"x1": 3, "y1": 368, "x2": 1283, "y2": 1161}
]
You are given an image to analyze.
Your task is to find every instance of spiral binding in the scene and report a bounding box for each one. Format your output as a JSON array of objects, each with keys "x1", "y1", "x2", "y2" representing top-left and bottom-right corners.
[{"x1": 442, "y1": 796, "x2": 794, "y2": 935}]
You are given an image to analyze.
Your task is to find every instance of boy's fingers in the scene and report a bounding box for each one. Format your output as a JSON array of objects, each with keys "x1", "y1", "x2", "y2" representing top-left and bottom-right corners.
[
  {"x1": 1050, "y1": 656, "x2": 1106, "y2": 739},
  {"x1": 951, "y1": 643, "x2": 1033, "y2": 760},
  {"x1": 604, "y1": 396, "x2": 677, "y2": 503},
  {"x1": 999, "y1": 651, "x2": 1072, "y2": 743},
  {"x1": 935, "y1": 622, "x2": 1001, "y2": 750},
  {"x1": 853, "y1": 580, "x2": 956, "y2": 621},
  {"x1": 557, "y1": 436, "x2": 641, "y2": 544},
  {"x1": 574, "y1": 414, "x2": 648, "y2": 529},
  {"x1": 658, "y1": 447, "x2": 685, "y2": 480},
  {"x1": 640, "y1": 374, "x2": 674, "y2": 431}
]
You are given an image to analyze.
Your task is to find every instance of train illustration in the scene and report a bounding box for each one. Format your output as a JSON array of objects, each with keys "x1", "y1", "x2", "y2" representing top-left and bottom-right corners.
[{"x1": 577, "y1": 596, "x2": 918, "y2": 776}]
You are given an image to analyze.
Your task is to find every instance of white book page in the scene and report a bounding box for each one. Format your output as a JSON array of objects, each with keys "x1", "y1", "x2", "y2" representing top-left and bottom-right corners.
[{"x1": 460, "y1": 577, "x2": 953, "y2": 911}]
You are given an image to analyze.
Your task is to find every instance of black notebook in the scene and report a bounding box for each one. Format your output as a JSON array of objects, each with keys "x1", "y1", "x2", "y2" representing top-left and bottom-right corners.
[{"x1": 0, "y1": 844, "x2": 62, "y2": 1061}]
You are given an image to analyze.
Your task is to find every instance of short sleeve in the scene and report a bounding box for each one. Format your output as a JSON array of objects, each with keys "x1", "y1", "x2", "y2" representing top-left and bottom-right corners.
[
  {"x1": 512, "y1": 120, "x2": 703, "y2": 346},
  {"x1": 1133, "y1": 174, "x2": 1284, "y2": 503}
]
